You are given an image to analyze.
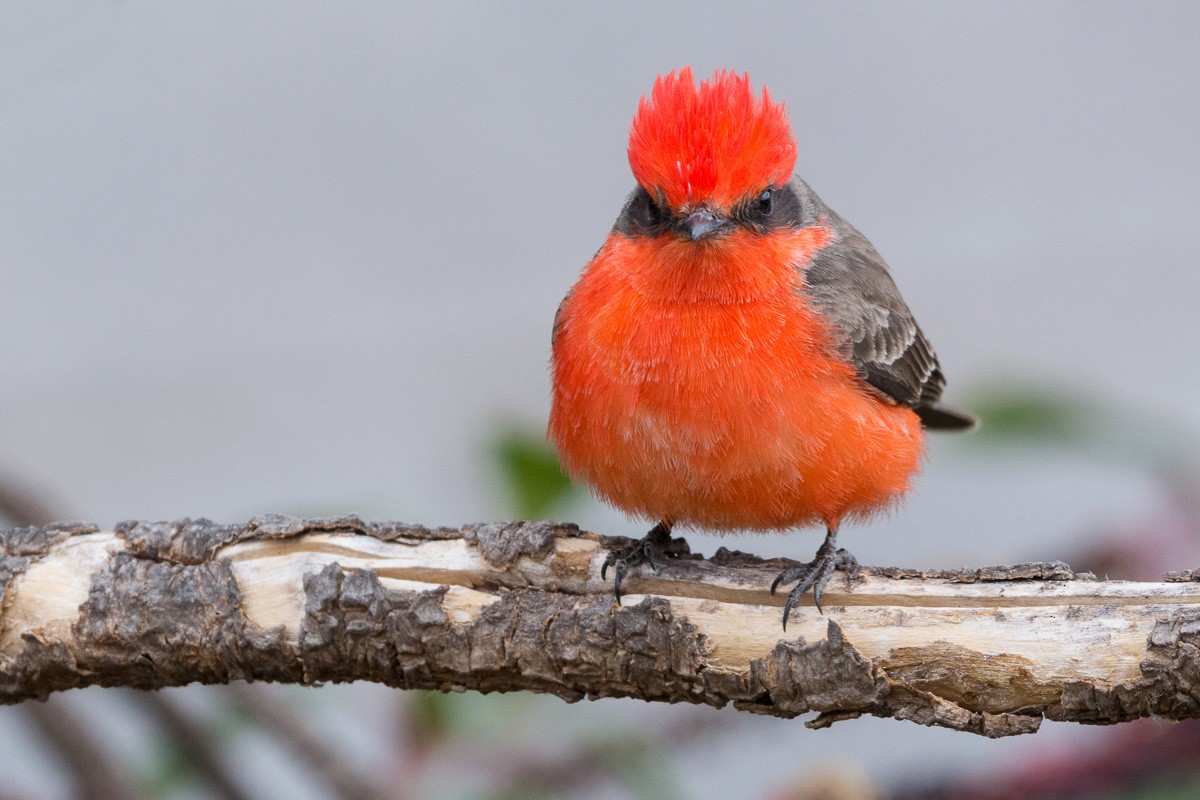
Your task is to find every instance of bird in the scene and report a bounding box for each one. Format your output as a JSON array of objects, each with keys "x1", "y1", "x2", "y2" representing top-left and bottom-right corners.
[{"x1": 548, "y1": 67, "x2": 974, "y2": 629}]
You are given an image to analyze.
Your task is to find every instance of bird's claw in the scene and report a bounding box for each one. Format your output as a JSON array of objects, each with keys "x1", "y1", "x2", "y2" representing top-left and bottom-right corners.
[
  {"x1": 601, "y1": 522, "x2": 689, "y2": 603},
  {"x1": 771, "y1": 540, "x2": 859, "y2": 630}
]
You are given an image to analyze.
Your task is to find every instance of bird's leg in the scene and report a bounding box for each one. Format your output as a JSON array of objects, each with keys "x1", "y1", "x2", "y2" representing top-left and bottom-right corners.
[
  {"x1": 770, "y1": 526, "x2": 859, "y2": 630},
  {"x1": 600, "y1": 520, "x2": 689, "y2": 603}
]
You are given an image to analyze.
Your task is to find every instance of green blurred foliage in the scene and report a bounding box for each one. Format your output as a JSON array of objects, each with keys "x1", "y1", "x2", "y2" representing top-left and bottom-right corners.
[
  {"x1": 1099, "y1": 774, "x2": 1200, "y2": 800},
  {"x1": 595, "y1": 737, "x2": 683, "y2": 800},
  {"x1": 491, "y1": 426, "x2": 581, "y2": 520},
  {"x1": 961, "y1": 380, "x2": 1199, "y2": 476},
  {"x1": 967, "y1": 385, "x2": 1097, "y2": 446},
  {"x1": 138, "y1": 698, "x2": 255, "y2": 798},
  {"x1": 410, "y1": 689, "x2": 455, "y2": 748},
  {"x1": 140, "y1": 741, "x2": 196, "y2": 798}
]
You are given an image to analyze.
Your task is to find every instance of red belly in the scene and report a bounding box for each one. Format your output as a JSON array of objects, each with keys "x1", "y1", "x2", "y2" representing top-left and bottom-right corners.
[{"x1": 549, "y1": 232, "x2": 925, "y2": 531}]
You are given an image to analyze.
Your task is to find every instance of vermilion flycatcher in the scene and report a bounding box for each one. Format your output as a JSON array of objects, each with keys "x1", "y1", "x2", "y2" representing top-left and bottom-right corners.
[{"x1": 548, "y1": 68, "x2": 974, "y2": 628}]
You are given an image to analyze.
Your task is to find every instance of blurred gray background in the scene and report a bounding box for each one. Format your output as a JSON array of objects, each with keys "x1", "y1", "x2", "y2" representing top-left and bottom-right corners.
[{"x1": 2, "y1": 2, "x2": 1198, "y2": 799}]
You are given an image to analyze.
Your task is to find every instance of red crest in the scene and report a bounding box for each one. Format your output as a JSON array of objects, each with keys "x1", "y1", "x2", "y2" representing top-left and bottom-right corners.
[{"x1": 627, "y1": 67, "x2": 797, "y2": 210}]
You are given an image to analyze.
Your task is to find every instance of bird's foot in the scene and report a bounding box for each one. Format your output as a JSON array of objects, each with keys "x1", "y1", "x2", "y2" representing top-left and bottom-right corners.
[
  {"x1": 770, "y1": 533, "x2": 859, "y2": 630},
  {"x1": 600, "y1": 521, "x2": 689, "y2": 603}
]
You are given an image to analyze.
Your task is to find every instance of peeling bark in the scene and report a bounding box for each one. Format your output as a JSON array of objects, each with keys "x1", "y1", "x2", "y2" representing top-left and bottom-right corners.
[{"x1": 4, "y1": 517, "x2": 1200, "y2": 737}]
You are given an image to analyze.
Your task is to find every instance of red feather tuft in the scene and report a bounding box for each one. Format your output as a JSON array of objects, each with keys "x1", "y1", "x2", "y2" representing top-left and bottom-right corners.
[{"x1": 627, "y1": 67, "x2": 797, "y2": 211}]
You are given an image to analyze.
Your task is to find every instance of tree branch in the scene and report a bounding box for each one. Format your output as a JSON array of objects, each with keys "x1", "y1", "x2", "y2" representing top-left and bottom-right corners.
[{"x1": 3, "y1": 516, "x2": 1200, "y2": 738}]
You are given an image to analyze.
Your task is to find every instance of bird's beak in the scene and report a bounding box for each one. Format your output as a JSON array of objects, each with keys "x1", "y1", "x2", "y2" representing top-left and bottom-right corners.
[{"x1": 681, "y1": 208, "x2": 731, "y2": 241}]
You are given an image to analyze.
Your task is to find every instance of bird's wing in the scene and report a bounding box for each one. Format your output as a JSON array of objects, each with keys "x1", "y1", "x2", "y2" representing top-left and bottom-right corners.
[
  {"x1": 802, "y1": 216, "x2": 974, "y2": 430},
  {"x1": 551, "y1": 289, "x2": 571, "y2": 345}
]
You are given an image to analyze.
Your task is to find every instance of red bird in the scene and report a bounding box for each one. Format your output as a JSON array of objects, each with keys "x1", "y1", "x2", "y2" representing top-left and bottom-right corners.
[{"x1": 549, "y1": 68, "x2": 973, "y2": 628}]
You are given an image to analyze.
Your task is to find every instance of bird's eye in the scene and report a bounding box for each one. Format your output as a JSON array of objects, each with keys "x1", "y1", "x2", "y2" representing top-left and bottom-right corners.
[
  {"x1": 616, "y1": 188, "x2": 672, "y2": 236},
  {"x1": 758, "y1": 189, "x2": 774, "y2": 216},
  {"x1": 642, "y1": 193, "x2": 667, "y2": 226}
]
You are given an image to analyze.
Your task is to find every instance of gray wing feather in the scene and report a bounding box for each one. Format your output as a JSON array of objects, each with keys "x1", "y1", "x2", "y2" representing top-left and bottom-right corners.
[
  {"x1": 796, "y1": 181, "x2": 972, "y2": 429},
  {"x1": 804, "y1": 221, "x2": 944, "y2": 409}
]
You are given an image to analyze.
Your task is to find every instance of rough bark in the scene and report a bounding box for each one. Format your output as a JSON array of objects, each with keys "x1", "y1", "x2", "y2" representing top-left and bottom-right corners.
[{"x1": 4, "y1": 516, "x2": 1200, "y2": 738}]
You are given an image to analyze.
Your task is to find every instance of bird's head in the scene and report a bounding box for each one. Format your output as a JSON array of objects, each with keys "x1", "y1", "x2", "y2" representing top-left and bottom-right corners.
[{"x1": 622, "y1": 67, "x2": 798, "y2": 242}]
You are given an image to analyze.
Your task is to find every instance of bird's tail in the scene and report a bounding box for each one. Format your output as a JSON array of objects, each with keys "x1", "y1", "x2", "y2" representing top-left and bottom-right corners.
[{"x1": 916, "y1": 403, "x2": 977, "y2": 431}]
